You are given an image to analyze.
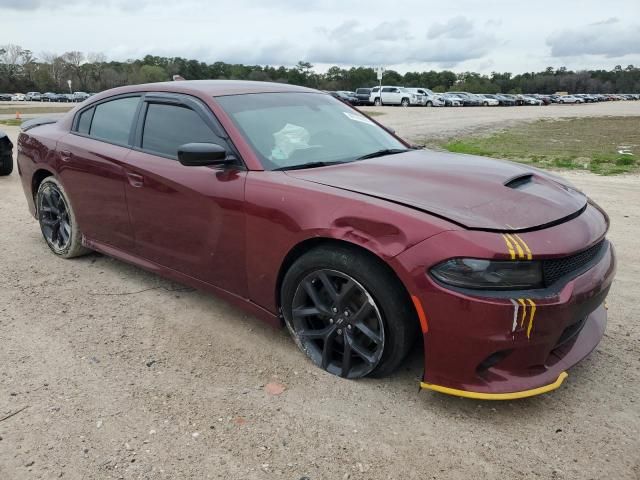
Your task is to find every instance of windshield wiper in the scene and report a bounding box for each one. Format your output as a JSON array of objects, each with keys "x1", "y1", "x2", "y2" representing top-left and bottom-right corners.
[
  {"x1": 274, "y1": 161, "x2": 347, "y2": 171},
  {"x1": 354, "y1": 148, "x2": 410, "y2": 161}
]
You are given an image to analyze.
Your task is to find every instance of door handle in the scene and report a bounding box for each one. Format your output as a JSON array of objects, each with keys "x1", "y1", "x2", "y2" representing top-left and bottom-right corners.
[
  {"x1": 60, "y1": 150, "x2": 72, "y2": 162},
  {"x1": 127, "y1": 172, "x2": 144, "y2": 188}
]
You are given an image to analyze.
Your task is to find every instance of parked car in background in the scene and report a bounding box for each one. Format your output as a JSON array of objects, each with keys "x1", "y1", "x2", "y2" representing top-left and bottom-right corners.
[
  {"x1": 11, "y1": 93, "x2": 26, "y2": 101},
  {"x1": 482, "y1": 94, "x2": 515, "y2": 106},
  {"x1": 477, "y1": 94, "x2": 499, "y2": 106},
  {"x1": 354, "y1": 88, "x2": 372, "y2": 105},
  {"x1": 497, "y1": 93, "x2": 523, "y2": 106},
  {"x1": 406, "y1": 88, "x2": 442, "y2": 107},
  {"x1": 439, "y1": 93, "x2": 463, "y2": 107},
  {"x1": 0, "y1": 93, "x2": 12, "y2": 101},
  {"x1": 25, "y1": 92, "x2": 42, "y2": 102},
  {"x1": 521, "y1": 95, "x2": 543, "y2": 106},
  {"x1": 328, "y1": 91, "x2": 359, "y2": 105},
  {"x1": 73, "y1": 91, "x2": 91, "y2": 102},
  {"x1": 447, "y1": 92, "x2": 481, "y2": 106},
  {"x1": 558, "y1": 95, "x2": 583, "y2": 104},
  {"x1": 369, "y1": 86, "x2": 423, "y2": 107},
  {"x1": 41, "y1": 92, "x2": 56, "y2": 102}
]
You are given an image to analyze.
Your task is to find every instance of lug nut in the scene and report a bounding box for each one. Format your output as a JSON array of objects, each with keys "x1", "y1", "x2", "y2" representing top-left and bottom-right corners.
[
  {"x1": 337, "y1": 329, "x2": 342, "y2": 335},
  {"x1": 344, "y1": 311, "x2": 350, "y2": 317},
  {"x1": 332, "y1": 307, "x2": 338, "y2": 313},
  {"x1": 329, "y1": 318, "x2": 334, "y2": 324},
  {"x1": 347, "y1": 324, "x2": 352, "y2": 330}
]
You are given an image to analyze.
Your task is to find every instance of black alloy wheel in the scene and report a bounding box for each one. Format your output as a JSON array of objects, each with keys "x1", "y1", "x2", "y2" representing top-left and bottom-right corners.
[
  {"x1": 290, "y1": 269, "x2": 385, "y2": 379},
  {"x1": 38, "y1": 182, "x2": 72, "y2": 253}
]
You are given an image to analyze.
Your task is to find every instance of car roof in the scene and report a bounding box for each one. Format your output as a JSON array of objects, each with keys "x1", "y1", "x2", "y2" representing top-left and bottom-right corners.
[{"x1": 92, "y1": 80, "x2": 318, "y2": 100}]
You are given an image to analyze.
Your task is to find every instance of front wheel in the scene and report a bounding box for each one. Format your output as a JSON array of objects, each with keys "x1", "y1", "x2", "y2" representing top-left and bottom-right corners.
[
  {"x1": 373, "y1": 97, "x2": 381, "y2": 106},
  {"x1": 426, "y1": 101, "x2": 433, "y2": 107},
  {"x1": 36, "y1": 177, "x2": 91, "y2": 258},
  {"x1": 281, "y1": 246, "x2": 416, "y2": 379},
  {"x1": 400, "y1": 98, "x2": 410, "y2": 107}
]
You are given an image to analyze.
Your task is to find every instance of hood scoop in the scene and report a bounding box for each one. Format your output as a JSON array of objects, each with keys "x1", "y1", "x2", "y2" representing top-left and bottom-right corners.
[{"x1": 504, "y1": 174, "x2": 533, "y2": 190}]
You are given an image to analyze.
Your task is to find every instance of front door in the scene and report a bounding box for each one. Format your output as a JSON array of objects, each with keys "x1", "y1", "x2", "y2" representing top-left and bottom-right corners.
[{"x1": 122, "y1": 94, "x2": 248, "y2": 296}]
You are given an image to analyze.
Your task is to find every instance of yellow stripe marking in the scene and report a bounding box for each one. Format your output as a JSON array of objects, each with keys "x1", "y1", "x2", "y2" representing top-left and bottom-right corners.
[
  {"x1": 526, "y1": 299, "x2": 537, "y2": 339},
  {"x1": 506, "y1": 234, "x2": 525, "y2": 259},
  {"x1": 518, "y1": 299, "x2": 527, "y2": 327},
  {"x1": 514, "y1": 234, "x2": 533, "y2": 260},
  {"x1": 502, "y1": 234, "x2": 516, "y2": 260},
  {"x1": 420, "y1": 372, "x2": 568, "y2": 400}
]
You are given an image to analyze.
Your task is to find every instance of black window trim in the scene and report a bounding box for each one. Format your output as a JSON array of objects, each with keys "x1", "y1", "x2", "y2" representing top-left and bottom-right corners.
[
  {"x1": 133, "y1": 92, "x2": 245, "y2": 169},
  {"x1": 70, "y1": 93, "x2": 143, "y2": 149},
  {"x1": 70, "y1": 91, "x2": 245, "y2": 169}
]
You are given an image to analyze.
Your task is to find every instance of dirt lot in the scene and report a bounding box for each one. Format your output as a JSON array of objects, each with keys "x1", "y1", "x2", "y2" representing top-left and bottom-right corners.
[{"x1": 1, "y1": 104, "x2": 639, "y2": 480}]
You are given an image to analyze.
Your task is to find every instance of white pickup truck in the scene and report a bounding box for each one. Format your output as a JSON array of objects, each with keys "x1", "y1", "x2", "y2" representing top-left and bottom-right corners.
[{"x1": 369, "y1": 86, "x2": 423, "y2": 106}]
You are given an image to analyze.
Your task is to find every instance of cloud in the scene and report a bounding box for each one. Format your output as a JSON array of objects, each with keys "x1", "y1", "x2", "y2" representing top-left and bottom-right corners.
[
  {"x1": 307, "y1": 18, "x2": 494, "y2": 68},
  {"x1": 547, "y1": 20, "x2": 640, "y2": 58},
  {"x1": 427, "y1": 16, "x2": 474, "y2": 40}
]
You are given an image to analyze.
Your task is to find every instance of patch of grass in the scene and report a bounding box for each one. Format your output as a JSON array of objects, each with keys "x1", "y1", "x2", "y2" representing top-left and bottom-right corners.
[
  {"x1": 362, "y1": 110, "x2": 385, "y2": 117},
  {"x1": 440, "y1": 117, "x2": 639, "y2": 175},
  {"x1": 0, "y1": 119, "x2": 22, "y2": 126}
]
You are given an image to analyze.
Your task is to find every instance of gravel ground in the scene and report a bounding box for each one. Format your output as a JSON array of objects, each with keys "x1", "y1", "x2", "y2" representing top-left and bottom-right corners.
[{"x1": 0, "y1": 103, "x2": 639, "y2": 480}]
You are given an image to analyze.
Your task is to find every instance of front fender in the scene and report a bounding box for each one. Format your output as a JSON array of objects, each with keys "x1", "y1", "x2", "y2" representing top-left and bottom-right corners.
[{"x1": 244, "y1": 171, "x2": 458, "y2": 313}]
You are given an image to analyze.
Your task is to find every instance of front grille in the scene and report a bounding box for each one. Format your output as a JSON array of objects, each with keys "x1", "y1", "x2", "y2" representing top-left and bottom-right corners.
[{"x1": 542, "y1": 239, "x2": 606, "y2": 286}]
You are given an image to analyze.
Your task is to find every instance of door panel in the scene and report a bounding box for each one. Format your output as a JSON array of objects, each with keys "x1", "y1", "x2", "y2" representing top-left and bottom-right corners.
[
  {"x1": 56, "y1": 133, "x2": 134, "y2": 251},
  {"x1": 123, "y1": 151, "x2": 248, "y2": 296}
]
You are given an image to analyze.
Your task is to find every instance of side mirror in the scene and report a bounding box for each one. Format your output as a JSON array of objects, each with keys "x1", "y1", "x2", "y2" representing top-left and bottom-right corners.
[{"x1": 178, "y1": 143, "x2": 231, "y2": 167}]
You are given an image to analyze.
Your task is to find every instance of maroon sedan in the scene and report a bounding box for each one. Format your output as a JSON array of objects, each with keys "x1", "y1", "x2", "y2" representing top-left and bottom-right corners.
[{"x1": 16, "y1": 81, "x2": 615, "y2": 400}]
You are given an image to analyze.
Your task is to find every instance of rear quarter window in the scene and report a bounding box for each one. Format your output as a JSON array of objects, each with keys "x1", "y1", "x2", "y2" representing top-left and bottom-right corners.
[{"x1": 89, "y1": 96, "x2": 140, "y2": 145}]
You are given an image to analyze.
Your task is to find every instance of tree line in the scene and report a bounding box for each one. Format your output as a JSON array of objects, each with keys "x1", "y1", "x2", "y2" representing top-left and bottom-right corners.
[{"x1": 1, "y1": 44, "x2": 639, "y2": 95}]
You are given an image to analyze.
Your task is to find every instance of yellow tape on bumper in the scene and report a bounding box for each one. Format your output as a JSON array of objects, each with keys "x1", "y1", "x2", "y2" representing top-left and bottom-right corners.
[{"x1": 420, "y1": 371, "x2": 568, "y2": 400}]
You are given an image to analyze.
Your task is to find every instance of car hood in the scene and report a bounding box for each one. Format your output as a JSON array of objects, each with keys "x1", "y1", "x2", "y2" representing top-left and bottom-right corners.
[{"x1": 286, "y1": 149, "x2": 587, "y2": 232}]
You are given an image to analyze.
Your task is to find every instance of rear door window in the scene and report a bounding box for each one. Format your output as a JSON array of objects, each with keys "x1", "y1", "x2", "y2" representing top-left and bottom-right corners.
[
  {"x1": 89, "y1": 96, "x2": 140, "y2": 145},
  {"x1": 141, "y1": 103, "x2": 216, "y2": 159}
]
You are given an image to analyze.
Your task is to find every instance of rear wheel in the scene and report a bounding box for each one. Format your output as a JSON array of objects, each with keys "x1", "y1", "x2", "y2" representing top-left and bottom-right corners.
[
  {"x1": 400, "y1": 98, "x2": 410, "y2": 107},
  {"x1": 281, "y1": 245, "x2": 416, "y2": 379},
  {"x1": 36, "y1": 177, "x2": 91, "y2": 258},
  {"x1": 426, "y1": 101, "x2": 433, "y2": 107},
  {"x1": 0, "y1": 154, "x2": 12, "y2": 176}
]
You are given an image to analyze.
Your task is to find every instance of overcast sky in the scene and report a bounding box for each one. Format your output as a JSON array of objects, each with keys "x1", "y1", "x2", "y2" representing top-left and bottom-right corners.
[{"x1": 1, "y1": 0, "x2": 639, "y2": 74}]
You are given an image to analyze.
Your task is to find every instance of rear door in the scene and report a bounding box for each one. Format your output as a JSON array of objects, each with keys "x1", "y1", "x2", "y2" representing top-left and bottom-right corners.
[
  {"x1": 56, "y1": 95, "x2": 140, "y2": 251},
  {"x1": 121, "y1": 93, "x2": 248, "y2": 295}
]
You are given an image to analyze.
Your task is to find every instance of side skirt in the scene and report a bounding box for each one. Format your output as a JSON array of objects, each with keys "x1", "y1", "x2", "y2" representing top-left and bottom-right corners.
[{"x1": 82, "y1": 236, "x2": 281, "y2": 329}]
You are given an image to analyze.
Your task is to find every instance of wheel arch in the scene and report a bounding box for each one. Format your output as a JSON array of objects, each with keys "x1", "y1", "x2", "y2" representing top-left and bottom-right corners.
[
  {"x1": 32, "y1": 168, "x2": 55, "y2": 203},
  {"x1": 275, "y1": 237, "x2": 416, "y2": 321}
]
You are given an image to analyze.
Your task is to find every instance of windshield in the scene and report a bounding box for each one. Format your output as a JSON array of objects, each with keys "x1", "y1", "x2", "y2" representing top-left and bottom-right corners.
[{"x1": 216, "y1": 92, "x2": 406, "y2": 170}]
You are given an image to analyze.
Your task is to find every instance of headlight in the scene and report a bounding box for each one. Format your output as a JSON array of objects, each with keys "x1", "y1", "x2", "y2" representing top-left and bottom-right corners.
[{"x1": 430, "y1": 259, "x2": 543, "y2": 290}]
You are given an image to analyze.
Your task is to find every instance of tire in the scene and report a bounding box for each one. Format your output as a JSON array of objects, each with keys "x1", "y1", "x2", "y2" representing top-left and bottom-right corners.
[
  {"x1": 281, "y1": 245, "x2": 417, "y2": 379},
  {"x1": 36, "y1": 177, "x2": 91, "y2": 258},
  {"x1": 373, "y1": 97, "x2": 381, "y2": 106},
  {"x1": 400, "y1": 98, "x2": 410, "y2": 107},
  {"x1": 559, "y1": 100, "x2": 564, "y2": 104},
  {"x1": 426, "y1": 101, "x2": 433, "y2": 107},
  {"x1": 0, "y1": 155, "x2": 12, "y2": 176},
  {"x1": 483, "y1": 101, "x2": 489, "y2": 106}
]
